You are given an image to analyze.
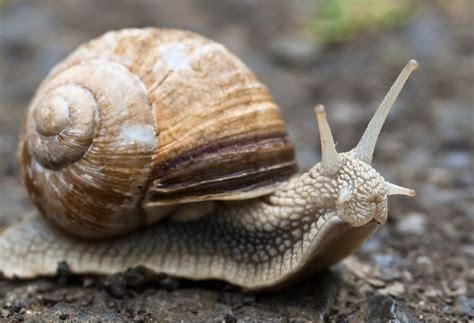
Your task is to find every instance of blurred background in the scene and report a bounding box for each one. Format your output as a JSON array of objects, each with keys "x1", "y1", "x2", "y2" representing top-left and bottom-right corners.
[{"x1": 0, "y1": 0, "x2": 473, "y2": 321}]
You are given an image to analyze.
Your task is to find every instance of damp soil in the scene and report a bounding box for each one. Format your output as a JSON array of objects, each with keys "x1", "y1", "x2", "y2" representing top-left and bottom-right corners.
[{"x1": 0, "y1": 0, "x2": 473, "y2": 321}]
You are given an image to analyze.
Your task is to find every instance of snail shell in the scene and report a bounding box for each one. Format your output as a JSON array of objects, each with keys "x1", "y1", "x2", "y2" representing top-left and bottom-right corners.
[{"x1": 20, "y1": 28, "x2": 297, "y2": 239}]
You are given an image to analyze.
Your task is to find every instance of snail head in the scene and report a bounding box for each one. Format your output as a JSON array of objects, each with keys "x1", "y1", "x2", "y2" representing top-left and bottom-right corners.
[{"x1": 311, "y1": 59, "x2": 418, "y2": 226}]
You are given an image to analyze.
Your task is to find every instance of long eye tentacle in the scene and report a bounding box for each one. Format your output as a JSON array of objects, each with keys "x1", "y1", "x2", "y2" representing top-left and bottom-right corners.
[{"x1": 353, "y1": 59, "x2": 418, "y2": 164}]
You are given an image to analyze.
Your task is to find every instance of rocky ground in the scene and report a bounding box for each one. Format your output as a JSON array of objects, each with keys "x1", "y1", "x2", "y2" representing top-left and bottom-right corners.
[{"x1": 0, "y1": 0, "x2": 473, "y2": 321}]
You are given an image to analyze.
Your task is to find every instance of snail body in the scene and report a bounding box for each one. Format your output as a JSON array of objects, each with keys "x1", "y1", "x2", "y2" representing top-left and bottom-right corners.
[{"x1": 0, "y1": 28, "x2": 418, "y2": 291}]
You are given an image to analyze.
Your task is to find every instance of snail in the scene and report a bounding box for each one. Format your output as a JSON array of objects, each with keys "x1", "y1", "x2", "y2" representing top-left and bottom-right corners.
[{"x1": 0, "y1": 28, "x2": 418, "y2": 292}]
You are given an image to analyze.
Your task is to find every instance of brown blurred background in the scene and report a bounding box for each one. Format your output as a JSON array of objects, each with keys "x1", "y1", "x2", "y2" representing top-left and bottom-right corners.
[{"x1": 0, "y1": 0, "x2": 473, "y2": 321}]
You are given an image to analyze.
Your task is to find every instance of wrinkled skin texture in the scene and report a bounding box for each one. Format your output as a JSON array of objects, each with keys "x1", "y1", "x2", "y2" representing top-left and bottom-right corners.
[{"x1": 330, "y1": 155, "x2": 388, "y2": 226}]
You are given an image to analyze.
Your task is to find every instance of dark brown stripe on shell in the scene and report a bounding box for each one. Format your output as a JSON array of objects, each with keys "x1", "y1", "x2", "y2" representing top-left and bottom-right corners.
[
  {"x1": 148, "y1": 161, "x2": 296, "y2": 203},
  {"x1": 148, "y1": 135, "x2": 297, "y2": 201}
]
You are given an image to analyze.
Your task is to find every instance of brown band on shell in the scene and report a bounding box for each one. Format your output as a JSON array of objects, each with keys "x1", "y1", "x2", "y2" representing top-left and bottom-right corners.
[{"x1": 146, "y1": 135, "x2": 296, "y2": 203}]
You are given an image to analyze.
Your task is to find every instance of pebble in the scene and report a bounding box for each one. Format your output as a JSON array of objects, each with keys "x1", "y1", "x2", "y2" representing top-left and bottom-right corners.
[
  {"x1": 367, "y1": 277, "x2": 386, "y2": 288},
  {"x1": 56, "y1": 261, "x2": 72, "y2": 284},
  {"x1": 103, "y1": 273, "x2": 127, "y2": 299},
  {"x1": 1, "y1": 309, "x2": 10, "y2": 318},
  {"x1": 444, "y1": 297, "x2": 474, "y2": 318},
  {"x1": 458, "y1": 296, "x2": 474, "y2": 318},
  {"x1": 371, "y1": 254, "x2": 406, "y2": 279},
  {"x1": 463, "y1": 245, "x2": 474, "y2": 258},
  {"x1": 379, "y1": 282, "x2": 406, "y2": 298},
  {"x1": 351, "y1": 295, "x2": 419, "y2": 322},
  {"x1": 396, "y1": 212, "x2": 426, "y2": 235},
  {"x1": 224, "y1": 313, "x2": 237, "y2": 323},
  {"x1": 442, "y1": 305, "x2": 453, "y2": 315},
  {"x1": 59, "y1": 313, "x2": 69, "y2": 320},
  {"x1": 442, "y1": 280, "x2": 467, "y2": 297},
  {"x1": 158, "y1": 276, "x2": 180, "y2": 291},
  {"x1": 416, "y1": 256, "x2": 434, "y2": 274},
  {"x1": 123, "y1": 266, "x2": 152, "y2": 288},
  {"x1": 12, "y1": 302, "x2": 23, "y2": 313},
  {"x1": 424, "y1": 286, "x2": 441, "y2": 298}
]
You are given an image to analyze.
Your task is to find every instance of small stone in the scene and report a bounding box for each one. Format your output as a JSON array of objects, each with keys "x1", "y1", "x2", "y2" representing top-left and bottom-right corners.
[
  {"x1": 416, "y1": 256, "x2": 434, "y2": 274},
  {"x1": 359, "y1": 283, "x2": 375, "y2": 295},
  {"x1": 424, "y1": 286, "x2": 441, "y2": 298},
  {"x1": 371, "y1": 254, "x2": 406, "y2": 279},
  {"x1": 442, "y1": 305, "x2": 453, "y2": 315},
  {"x1": 342, "y1": 256, "x2": 375, "y2": 279},
  {"x1": 1, "y1": 309, "x2": 10, "y2": 318},
  {"x1": 56, "y1": 260, "x2": 71, "y2": 284},
  {"x1": 458, "y1": 296, "x2": 474, "y2": 318},
  {"x1": 103, "y1": 273, "x2": 127, "y2": 299},
  {"x1": 401, "y1": 270, "x2": 414, "y2": 282},
  {"x1": 224, "y1": 313, "x2": 237, "y2": 323},
  {"x1": 367, "y1": 277, "x2": 386, "y2": 288},
  {"x1": 102, "y1": 267, "x2": 154, "y2": 298},
  {"x1": 124, "y1": 266, "x2": 151, "y2": 288},
  {"x1": 133, "y1": 314, "x2": 145, "y2": 322},
  {"x1": 12, "y1": 302, "x2": 23, "y2": 313},
  {"x1": 396, "y1": 212, "x2": 426, "y2": 235},
  {"x1": 351, "y1": 295, "x2": 419, "y2": 322},
  {"x1": 158, "y1": 275, "x2": 180, "y2": 291},
  {"x1": 442, "y1": 280, "x2": 467, "y2": 297},
  {"x1": 39, "y1": 292, "x2": 64, "y2": 306},
  {"x1": 59, "y1": 313, "x2": 69, "y2": 320},
  {"x1": 379, "y1": 282, "x2": 406, "y2": 298},
  {"x1": 462, "y1": 245, "x2": 474, "y2": 258}
]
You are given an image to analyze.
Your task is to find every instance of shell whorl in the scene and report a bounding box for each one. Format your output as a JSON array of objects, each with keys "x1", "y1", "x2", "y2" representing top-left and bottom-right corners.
[
  {"x1": 28, "y1": 84, "x2": 97, "y2": 169},
  {"x1": 22, "y1": 58, "x2": 157, "y2": 238}
]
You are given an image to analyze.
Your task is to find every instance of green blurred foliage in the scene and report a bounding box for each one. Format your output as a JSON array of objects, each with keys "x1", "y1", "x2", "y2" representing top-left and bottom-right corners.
[{"x1": 310, "y1": 0, "x2": 416, "y2": 43}]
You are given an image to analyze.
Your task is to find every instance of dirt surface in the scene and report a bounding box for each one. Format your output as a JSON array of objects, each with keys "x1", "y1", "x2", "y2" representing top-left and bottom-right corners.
[{"x1": 0, "y1": 0, "x2": 473, "y2": 321}]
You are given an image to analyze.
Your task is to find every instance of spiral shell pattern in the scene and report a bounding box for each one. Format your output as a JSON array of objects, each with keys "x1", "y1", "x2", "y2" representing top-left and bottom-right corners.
[{"x1": 20, "y1": 28, "x2": 296, "y2": 239}]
